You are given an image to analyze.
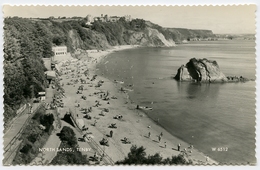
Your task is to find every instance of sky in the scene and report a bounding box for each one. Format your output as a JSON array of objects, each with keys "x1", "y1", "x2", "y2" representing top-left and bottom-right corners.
[{"x1": 3, "y1": 5, "x2": 256, "y2": 34}]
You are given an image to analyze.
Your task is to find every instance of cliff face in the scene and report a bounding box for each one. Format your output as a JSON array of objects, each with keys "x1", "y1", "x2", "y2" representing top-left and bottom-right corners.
[
  {"x1": 124, "y1": 28, "x2": 176, "y2": 47},
  {"x1": 145, "y1": 21, "x2": 215, "y2": 43},
  {"x1": 145, "y1": 28, "x2": 176, "y2": 47},
  {"x1": 175, "y1": 58, "x2": 228, "y2": 83},
  {"x1": 66, "y1": 20, "x2": 178, "y2": 49},
  {"x1": 167, "y1": 28, "x2": 215, "y2": 42},
  {"x1": 68, "y1": 29, "x2": 111, "y2": 50}
]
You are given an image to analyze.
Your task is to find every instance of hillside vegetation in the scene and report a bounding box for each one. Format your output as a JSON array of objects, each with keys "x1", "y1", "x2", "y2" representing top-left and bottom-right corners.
[
  {"x1": 4, "y1": 17, "x2": 215, "y2": 126},
  {"x1": 12, "y1": 107, "x2": 54, "y2": 165},
  {"x1": 50, "y1": 126, "x2": 88, "y2": 165},
  {"x1": 145, "y1": 21, "x2": 215, "y2": 42},
  {"x1": 116, "y1": 145, "x2": 192, "y2": 165}
]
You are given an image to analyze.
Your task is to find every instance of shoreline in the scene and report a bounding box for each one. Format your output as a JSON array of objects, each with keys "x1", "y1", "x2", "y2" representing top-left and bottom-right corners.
[
  {"x1": 92, "y1": 46, "x2": 219, "y2": 164},
  {"x1": 56, "y1": 45, "x2": 218, "y2": 165}
]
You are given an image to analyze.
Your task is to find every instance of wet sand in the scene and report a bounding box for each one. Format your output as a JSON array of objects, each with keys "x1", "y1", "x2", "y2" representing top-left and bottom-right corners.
[{"x1": 55, "y1": 45, "x2": 218, "y2": 165}]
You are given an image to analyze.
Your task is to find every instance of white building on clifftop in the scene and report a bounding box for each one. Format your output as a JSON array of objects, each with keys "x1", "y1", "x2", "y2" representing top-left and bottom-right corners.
[{"x1": 52, "y1": 46, "x2": 67, "y2": 56}]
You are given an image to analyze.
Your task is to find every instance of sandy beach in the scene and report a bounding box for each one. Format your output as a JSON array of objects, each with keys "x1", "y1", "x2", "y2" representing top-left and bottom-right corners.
[{"x1": 55, "y1": 45, "x2": 218, "y2": 165}]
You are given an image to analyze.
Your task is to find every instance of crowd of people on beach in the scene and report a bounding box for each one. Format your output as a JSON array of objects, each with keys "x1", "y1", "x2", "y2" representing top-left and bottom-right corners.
[
  {"x1": 59, "y1": 58, "x2": 137, "y2": 162},
  {"x1": 56, "y1": 55, "x2": 212, "y2": 164}
]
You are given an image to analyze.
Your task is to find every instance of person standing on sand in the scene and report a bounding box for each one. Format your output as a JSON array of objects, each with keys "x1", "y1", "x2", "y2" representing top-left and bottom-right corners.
[
  {"x1": 148, "y1": 132, "x2": 151, "y2": 138},
  {"x1": 164, "y1": 142, "x2": 167, "y2": 148},
  {"x1": 158, "y1": 135, "x2": 161, "y2": 142},
  {"x1": 178, "y1": 143, "x2": 181, "y2": 151},
  {"x1": 160, "y1": 132, "x2": 163, "y2": 137},
  {"x1": 110, "y1": 130, "x2": 113, "y2": 137},
  {"x1": 100, "y1": 152, "x2": 105, "y2": 161},
  {"x1": 206, "y1": 155, "x2": 209, "y2": 162}
]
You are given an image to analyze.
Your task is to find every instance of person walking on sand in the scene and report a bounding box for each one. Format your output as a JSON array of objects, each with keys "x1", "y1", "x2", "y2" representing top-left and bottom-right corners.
[
  {"x1": 164, "y1": 142, "x2": 167, "y2": 148},
  {"x1": 158, "y1": 135, "x2": 161, "y2": 142},
  {"x1": 93, "y1": 120, "x2": 97, "y2": 126},
  {"x1": 206, "y1": 155, "x2": 209, "y2": 162},
  {"x1": 148, "y1": 132, "x2": 151, "y2": 138},
  {"x1": 178, "y1": 143, "x2": 181, "y2": 151},
  {"x1": 110, "y1": 130, "x2": 113, "y2": 137},
  {"x1": 160, "y1": 132, "x2": 163, "y2": 137}
]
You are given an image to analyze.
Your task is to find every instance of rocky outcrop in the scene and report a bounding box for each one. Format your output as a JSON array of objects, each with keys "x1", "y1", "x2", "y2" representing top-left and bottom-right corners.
[
  {"x1": 175, "y1": 58, "x2": 250, "y2": 83},
  {"x1": 226, "y1": 76, "x2": 249, "y2": 82},
  {"x1": 174, "y1": 65, "x2": 193, "y2": 81},
  {"x1": 175, "y1": 58, "x2": 228, "y2": 83}
]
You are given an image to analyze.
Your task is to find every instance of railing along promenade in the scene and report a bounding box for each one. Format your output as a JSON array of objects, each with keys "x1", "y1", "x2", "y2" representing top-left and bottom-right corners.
[
  {"x1": 68, "y1": 109, "x2": 115, "y2": 165},
  {"x1": 3, "y1": 103, "x2": 43, "y2": 165}
]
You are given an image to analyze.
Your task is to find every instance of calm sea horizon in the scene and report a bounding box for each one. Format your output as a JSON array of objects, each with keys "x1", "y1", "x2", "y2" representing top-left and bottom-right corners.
[{"x1": 96, "y1": 40, "x2": 256, "y2": 163}]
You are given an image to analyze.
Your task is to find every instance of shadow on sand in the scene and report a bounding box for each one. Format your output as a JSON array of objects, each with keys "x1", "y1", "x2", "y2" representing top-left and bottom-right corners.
[
  {"x1": 172, "y1": 148, "x2": 179, "y2": 151},
  {"x1": 152, "y1": 140, "x2": 159, "y2": 143},
  {"x1": 61, "y1": 114, "x2": 75, "y2": 127}
]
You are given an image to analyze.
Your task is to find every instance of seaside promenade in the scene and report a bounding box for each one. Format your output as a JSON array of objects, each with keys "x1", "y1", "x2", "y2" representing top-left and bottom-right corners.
[{"x1": 3, "y1": 102, "x2": 42, "y2": 165}]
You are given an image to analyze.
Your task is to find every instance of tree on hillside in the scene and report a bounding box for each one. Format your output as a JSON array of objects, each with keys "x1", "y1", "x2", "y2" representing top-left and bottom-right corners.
[
  {"x1": 144, "y1": 153, "x2": 163, "y2": 165},
  {"x1": 40, "y1": 113, "x2": 54, "y2": 132},
  {"x1": 130, "y1": 19, "x2": 146, "y2": 30},
  {"x1": 34, "y1": 22, "x2": 54, "y2": 58},
  {"x1": 53, "y1": 36, "x2": 65, "y2": 45},
  {"x1": 116, "y1": 145, "x2": 146, "y2": 165},
  {"x1": 162, "y1": 154, "x2": 191, "y2": 165},
  {"x1": 4, "y1": 17, "x2": 52, "y2": 127},
  {"x1": 116, "y1": 145, "x2": 192, "y2": 165},
  {"x1": 58, "y1": 126, "x2": 77, "y2": 146}
]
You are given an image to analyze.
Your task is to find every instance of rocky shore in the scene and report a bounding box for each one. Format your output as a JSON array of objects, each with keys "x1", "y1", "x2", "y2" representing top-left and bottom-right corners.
[{"x1": 174, "y1": 58, "x2": 250, "y2": 83}]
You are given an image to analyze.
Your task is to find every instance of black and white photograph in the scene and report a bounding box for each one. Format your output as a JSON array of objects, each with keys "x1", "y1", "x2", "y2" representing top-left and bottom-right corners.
[{"x1": 2, "y1": 4, "x2": 257, "y2": 166}]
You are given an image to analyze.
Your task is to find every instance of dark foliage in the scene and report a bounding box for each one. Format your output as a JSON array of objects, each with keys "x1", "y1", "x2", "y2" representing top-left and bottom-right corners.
[
  {"x1": 27, "y1": 133, "x2": 39, "y2": 143},
  {"x1": 12, "y1": 106, "x2": 54, "y2": 165},
  {"x1": 145, "y1": 153, "x2": 163, "y2": 164},
  {"x1": 40, "y1": 113, "x2": 54, "y2": 132},
  {"x1": 51, "y1": 142, "x2": 88, "y2": 165},
  {"x1": 116, "y1": 145, "x2": 192, "y2": 165},
  {"x1": 4, "y1": 17, "x2": 50, "y2": 126},
  {"x1": 58, "y1": 126, "x2": 77, "y2": 147},
  {"x1": 90, "y1": 18, "x2": 146, "y2": 46},
  {"x1": 51, "y1": 126, "x2": 88, "y2": 165},
  {"x1": 20, "y1": 144, "x2": 32, "y2": 154}
]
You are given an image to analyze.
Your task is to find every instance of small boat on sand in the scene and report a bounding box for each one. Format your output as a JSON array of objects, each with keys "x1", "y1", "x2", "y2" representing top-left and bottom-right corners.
[
  {"x1": 114, "y1": 80, "x2": 124, "y2": 84},
  {"x1": 136, "y1": 105, "x2": 153, "y2": 110}
]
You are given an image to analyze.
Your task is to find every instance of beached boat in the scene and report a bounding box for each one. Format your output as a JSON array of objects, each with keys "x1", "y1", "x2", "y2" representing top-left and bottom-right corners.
[
  {"x1": 114, "y1": 80, "x2": 124, "y2": 84},
  {"x1": 138, "y1": 106, "x2": 153, "y2": 110}
]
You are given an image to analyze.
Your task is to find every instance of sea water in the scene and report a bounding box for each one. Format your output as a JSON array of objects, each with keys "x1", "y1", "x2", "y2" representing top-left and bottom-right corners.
[{"x1": 96, "y1": 40, "x2": 256, "y2": 163}]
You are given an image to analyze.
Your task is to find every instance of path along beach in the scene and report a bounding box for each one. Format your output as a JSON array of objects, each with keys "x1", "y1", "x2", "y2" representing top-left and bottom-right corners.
[{"x1": 55, "y1": 45, "x2": 218, "y2": 165}]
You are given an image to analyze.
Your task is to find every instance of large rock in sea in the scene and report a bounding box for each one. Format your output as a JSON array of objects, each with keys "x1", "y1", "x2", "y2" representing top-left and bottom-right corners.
[{"x1": 175, "y1": 58, "x2": 228, "y2": 83}]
